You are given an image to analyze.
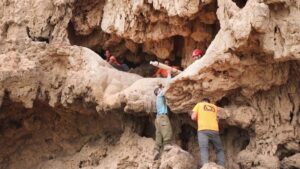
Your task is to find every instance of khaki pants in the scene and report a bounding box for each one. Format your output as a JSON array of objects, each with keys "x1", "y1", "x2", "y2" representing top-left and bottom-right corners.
[{"x1": 155, "y1": 115, "x2": 172, "y2": 151}]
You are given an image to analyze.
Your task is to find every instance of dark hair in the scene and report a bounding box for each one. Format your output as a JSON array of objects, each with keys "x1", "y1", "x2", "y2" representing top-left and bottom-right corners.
[
  {"x1": 164, "y1": 59, "x2": 170, "y2": 65},
  {"x1": 202, "y1": 98, "x2": 210, "y2": 103}
]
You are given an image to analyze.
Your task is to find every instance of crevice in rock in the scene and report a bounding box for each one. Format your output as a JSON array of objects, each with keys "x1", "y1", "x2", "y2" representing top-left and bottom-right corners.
[
  {"x1": 216, "y1": 97, "x2": 231, "y2": 108},
  {"x1": 0, "y1": 23, "x2": 9, "y2": 40},
  {"x1": 232, "y1": 0, "x2": 247, "y2": 9},
  {"x1": 268, "y1": 2, "x2": 288, "y2": 12},
  {"x1": 276, "y1": 144, "x2": 297, "y2": 161},
  {"x1": 172, "y1": 35, "x2": 185, "y2": 68},
  {"x1": 26, "y1": 27, "x2": 50, "y2": 43},
  {"x1": 179, "y1": 124, "x2": 197, "y2": 151},
  {"x1": 131, "y1": 115, "x2": 156, "y2": 139},
  {"x1": 140, "y1": 118, "x2": 156, "y2": 138}
]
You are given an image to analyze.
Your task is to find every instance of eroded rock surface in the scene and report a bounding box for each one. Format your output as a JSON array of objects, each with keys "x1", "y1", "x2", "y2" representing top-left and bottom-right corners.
[
  {"x1": 0, "y1": 0, "x2": 300, "y2": 169},
  {"x1": 159, "y1": 145, "x2": 197, "y2": 169},
  {"x1": 201, "y1": 163, "x2": 224, "y2": 169}
]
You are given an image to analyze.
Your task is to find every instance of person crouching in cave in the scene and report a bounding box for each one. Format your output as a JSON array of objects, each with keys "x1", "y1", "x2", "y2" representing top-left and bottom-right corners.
[
  {"x1": 108, "y1": 55, "x2": 129, "y2": 72},
  {"x1": 155, "y1": 59, "x2": 171, "y2": 78},
  {"x1": 104, "y1": 49, "x2": 129, "y2": 72},
  {"x1": 153, "y1": 70, "x2": 173, "y2": 160},
  {"x1": 191, "y1": 98, "x2": 225, "y2": 167}
]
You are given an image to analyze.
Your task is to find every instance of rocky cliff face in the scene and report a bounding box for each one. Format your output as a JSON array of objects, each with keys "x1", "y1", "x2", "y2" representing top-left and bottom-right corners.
[{"x1": 0, "y1": 0, "x2": 299, "y2": 169}]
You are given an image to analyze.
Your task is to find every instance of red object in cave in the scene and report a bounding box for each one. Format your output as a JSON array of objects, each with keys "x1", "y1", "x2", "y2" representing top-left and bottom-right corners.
[{"x1": 192, "y1": 49, "x2": 203, "y2": 59}]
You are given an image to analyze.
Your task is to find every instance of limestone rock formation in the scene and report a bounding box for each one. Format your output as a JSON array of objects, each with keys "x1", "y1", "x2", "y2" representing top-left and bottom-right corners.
[
  {"x1": 0, "y1": 0, "x2": 300, "y2": 169},
  {"x1": 36, "y1": 128, "x2": 157, "y2": 169},
  {"x1": 159, "y1": 145, "x2": 197, "y2": 169},
  {"x1": 281, "y1": 153, "x2": 300, "y2": 169},
  {"x1": 201, "y1": 163, "x2": 224, "y2": 169}
]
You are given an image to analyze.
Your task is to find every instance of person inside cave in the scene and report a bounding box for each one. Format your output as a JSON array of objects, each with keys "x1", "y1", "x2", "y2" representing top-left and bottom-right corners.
[
  {"x1": 108, "y1": 56, "x2": 130, "y2": 72},
  {"x1": 191, "y1": 98, "x2": 225, "y2": 167},
  {"x1": 192, "y1": 48, "x2": 204, "y2": 61},
  {"x1": 153, "y1": 70, "x2": 173, "y2": 160},
  {"x1": 105, "y1": 49, "x2": 130, "y2": 72},
  {"x1": 104, "y1": 50, "x2": 112, "y2": 62},
  {"x1": 155, "y1": 59, "x2": 171, "y2": 78},
  {"x1": 154, "y1": 59, "x2": 180, "y2": 78}
]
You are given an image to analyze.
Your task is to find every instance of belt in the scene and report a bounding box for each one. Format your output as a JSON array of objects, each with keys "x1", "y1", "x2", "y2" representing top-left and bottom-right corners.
[{"x1": 157, "y1": 113, "x2": 167, "y2": 117}]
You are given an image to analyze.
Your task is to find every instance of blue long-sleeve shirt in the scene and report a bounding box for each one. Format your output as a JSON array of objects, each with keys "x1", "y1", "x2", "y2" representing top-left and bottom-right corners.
[
  {"x1": 156, "y1": 92, "x2": 168, "y2": 115},
  {"x1": 156, "y1": 73, "x2": 171, "y2": 115}
]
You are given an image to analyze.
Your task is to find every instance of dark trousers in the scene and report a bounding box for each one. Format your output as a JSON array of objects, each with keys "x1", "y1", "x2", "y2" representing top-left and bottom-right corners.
[{"x1": 197, "y1": 130, "x2": 225, "y2": 166}]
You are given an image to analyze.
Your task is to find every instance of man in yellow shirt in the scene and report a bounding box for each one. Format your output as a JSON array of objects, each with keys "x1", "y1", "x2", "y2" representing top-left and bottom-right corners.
[{"x1": 191, "y1": 98, "x2": 225, "y2": 167}]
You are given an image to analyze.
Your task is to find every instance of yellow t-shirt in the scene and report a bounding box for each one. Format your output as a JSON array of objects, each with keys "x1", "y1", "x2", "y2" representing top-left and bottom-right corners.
[{"x1": 193, "y1": 102, "x2": 219, "y2": 131}]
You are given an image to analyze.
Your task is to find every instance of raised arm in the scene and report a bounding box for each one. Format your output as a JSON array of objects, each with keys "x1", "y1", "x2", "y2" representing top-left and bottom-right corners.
[
  {"x1": 218, "y1": 107, "x2": 224, "y2": 113},
  {"x1": 216, "y1": 106, "x2": 229, "y2": 119},
  {"x1": 159, "y1": 70, "x2": 172, "y2": 96},
  {"x1": 191, "y1": 104, "x2": 199, "y2": 121},
  {"x1": 191, "y1": 111, "x2": 197, "y2": 121},
  {"x1": 155, "y1": 69, "x2": 161, "y2": 77},
  {"x1": 166, "y1": 70, "x2": 171, "y2": 83}
]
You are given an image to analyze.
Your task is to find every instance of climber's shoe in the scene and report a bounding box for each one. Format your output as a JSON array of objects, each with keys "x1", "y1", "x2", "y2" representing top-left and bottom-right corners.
[{"x1": 153, "y1": 150, "x2": 160, "y2": 160}]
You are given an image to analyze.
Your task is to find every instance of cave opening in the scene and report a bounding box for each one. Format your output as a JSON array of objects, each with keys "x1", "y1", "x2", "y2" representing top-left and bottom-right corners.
[
  {"x1": 0, "y1": 95, "x2": 126, "y2": 169},
  {"x1": 66, "y1": 0, "x2": 221, "y2": 77},
  {"x1": 172, "y1": 35, "x2": 185, "y2": 70},
  {"x1": 67, "y1": 21, "x2": 157, "y2": 76},
  {"x1": 216, "y1": 97, "x2": 231, "y2": 107},
  {"x1": 179, "y1": 123, "x2": 197, "y2": 151},
  {"x1": 222, "y1": 127, "x2": 250, "y2": 150},
  {"x1": 137, "y1": 116, "x2": 155, "y2": 139},
  {"x1": 232, "y1": 0, "x2": 248, "y2": 9},
  {"x1": 119, "y1": 111, "x2": 155, "y2": 138}
]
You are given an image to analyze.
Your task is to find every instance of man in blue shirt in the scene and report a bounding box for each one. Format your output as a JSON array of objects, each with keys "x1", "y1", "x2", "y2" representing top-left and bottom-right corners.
[{"x1": 153, "y1": 71, "x2": 173, "y2": 160}]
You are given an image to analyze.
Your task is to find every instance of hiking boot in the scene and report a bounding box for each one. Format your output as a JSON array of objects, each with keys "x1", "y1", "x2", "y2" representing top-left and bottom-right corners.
[
  {"x1": 153, "y1": 150, "x2": 160, "y2": 160},
  {"x1": 163, "y1": 144, "x2": 172, "y2": 152}
]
